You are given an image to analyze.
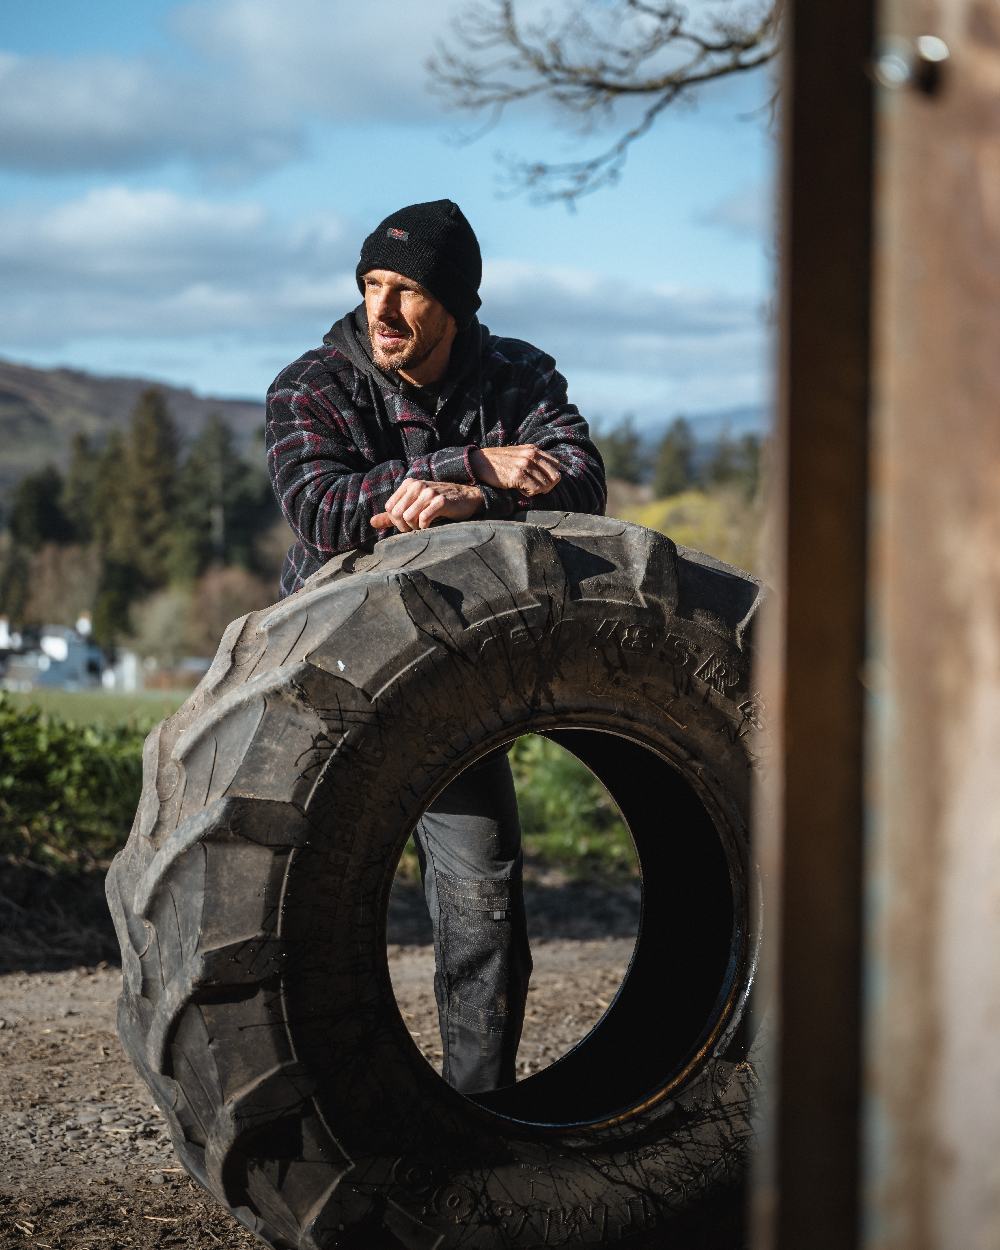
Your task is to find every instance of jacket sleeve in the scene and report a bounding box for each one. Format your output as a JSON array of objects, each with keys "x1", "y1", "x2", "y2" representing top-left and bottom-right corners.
[
  {"x1": 477, "y1": 352, "x2": 607, "y2": 519},
  {"x1": 265, "y1": 370, "x2": 411, "y2": 557},
  {"x1": 404, "y1": 443, "x2": 479, "y2": 486}
]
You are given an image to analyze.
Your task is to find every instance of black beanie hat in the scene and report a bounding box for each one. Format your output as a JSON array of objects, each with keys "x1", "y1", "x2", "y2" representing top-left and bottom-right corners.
[{"x1": 355, "y1": 199, "x2": 482, "y2": 329}]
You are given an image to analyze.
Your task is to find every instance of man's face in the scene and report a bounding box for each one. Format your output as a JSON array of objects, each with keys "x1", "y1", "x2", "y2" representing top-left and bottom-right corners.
[{"x1": 362, "y1": 269, "x2": 455, "y2": 375}]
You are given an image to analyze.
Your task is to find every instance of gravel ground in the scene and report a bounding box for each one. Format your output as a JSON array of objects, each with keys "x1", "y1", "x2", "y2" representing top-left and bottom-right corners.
[{"x1": 0, "y1": 873, "x2": 640, "y2": 1249}]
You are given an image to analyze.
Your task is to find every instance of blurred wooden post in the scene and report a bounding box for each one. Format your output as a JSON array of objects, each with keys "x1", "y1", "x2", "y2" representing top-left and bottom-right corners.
[
  {"x1": 753, "y1": 0, "x2": 875, "y2": 1246},
  {"x1": 757, "y1": 0, "x2": 1000, "y2": 1246},
  {"x1": 865, "y1": 1, "x2": 1000, "y2": 1246}
]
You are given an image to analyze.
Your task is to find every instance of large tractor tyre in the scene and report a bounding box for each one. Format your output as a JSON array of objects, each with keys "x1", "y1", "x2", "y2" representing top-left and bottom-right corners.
[{"x1": 106, "y1": 512, "x2": 765, "y2": 1250}]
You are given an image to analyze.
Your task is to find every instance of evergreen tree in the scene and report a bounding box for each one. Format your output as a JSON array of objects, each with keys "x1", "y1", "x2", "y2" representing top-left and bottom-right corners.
[
  {"x1": 703, "y1": 431, "x2": 763, "y2": 500},
  {"x1": 115, "y1": 389, "x2": 180, "y2": 587},
  {"x1": 240, "y1": 428, "x2": 282, "y2": 564},
  {"x1": 7, "y1": 466, "x2": 73, "y2": 548},
  {"x1": 91, "y1": 430, "x2": 127, "y2": 554},
  {"x1": 736, "y1": 431, "x2": 763, "y2": 499},
  {"x1": 89, "y1": 429, "x2": 143, "y2": 646},
  {"x1": 61, "y1": 432, "x2": 102, "y2": 543},
  {"x1": 170, "y1": 414, "x2": 273, "y2": 580},
  {"x1": 0, "y1": 547, "x2": 29, "y2": 625},
  {"x1": 652, "y1": 417, "x2": 697, "y2": 498},
  {"x1": 597, "y1": 414, "x2": 644, "y2": 485},
  {"x1": 91, "y1": 558, "x2": 139, "y2": 648},
  {"x1": 170, "y1": 415, "x2": 227, "y2": 581}
]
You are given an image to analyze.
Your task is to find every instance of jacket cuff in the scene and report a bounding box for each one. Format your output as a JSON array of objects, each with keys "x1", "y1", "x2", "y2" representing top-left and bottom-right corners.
[{"x1": 476, "y1": 483, "x2": 519, "y2": 518}]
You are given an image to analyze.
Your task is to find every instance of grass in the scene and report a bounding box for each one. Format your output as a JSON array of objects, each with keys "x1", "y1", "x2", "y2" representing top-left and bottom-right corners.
[
  {"x1": 5, "y1": 688, "x2": 186, "y2": 729},
  {"x1": 512, "y1": 735, "x2": 636, "y2": 878}
]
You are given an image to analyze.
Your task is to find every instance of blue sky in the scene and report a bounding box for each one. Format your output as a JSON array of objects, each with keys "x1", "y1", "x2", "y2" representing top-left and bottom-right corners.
[{"x1": 0, "y1": 0, "x2": 777, "y2": 430}]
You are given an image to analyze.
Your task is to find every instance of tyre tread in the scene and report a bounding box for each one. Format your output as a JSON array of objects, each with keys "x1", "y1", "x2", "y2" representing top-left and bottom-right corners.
[{"x1": 108, "y1": 515, "x2": 763, "y2": 1249}]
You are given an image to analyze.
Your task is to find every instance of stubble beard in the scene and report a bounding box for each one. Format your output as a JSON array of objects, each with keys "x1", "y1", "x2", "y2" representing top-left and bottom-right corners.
[{"x1": 369, "y1": 320, "x2": 444, "y2": 375}]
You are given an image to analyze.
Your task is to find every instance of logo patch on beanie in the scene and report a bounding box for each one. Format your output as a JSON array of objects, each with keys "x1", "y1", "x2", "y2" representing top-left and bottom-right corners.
[{"x1": 387, "y1": 227, "x2": 409, "y2": 241}]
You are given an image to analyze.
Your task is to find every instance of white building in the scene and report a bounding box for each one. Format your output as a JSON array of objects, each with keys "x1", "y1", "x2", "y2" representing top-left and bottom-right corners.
[{"x1": 0, "y1": 616, "x2": 21, "y2": 652}]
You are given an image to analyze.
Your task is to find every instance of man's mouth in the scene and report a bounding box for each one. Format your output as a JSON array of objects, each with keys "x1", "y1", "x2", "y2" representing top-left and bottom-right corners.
[{"x1": 374, "y1": 323, "x2": 408, "y2": 343}]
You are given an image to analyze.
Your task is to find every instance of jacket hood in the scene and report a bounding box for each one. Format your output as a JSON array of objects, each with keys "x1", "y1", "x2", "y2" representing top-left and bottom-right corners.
[{"x1": 323, "y1": 304, "x2": 487, "y2": 397}]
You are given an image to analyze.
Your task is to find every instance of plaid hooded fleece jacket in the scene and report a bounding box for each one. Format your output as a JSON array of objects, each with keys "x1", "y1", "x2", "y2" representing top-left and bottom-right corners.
[{"x1": 266, "y1": 306, "x2": 607, "y2": 598}]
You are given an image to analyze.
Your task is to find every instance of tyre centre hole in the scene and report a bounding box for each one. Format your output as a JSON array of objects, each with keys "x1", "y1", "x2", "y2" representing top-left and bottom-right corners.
[{"x1": 386, "y1": 727, "x2": 739, "y2": 1127}]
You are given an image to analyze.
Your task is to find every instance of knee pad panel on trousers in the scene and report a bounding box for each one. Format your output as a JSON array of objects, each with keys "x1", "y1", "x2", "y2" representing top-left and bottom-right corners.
[{"x1": 435, "y1": 871, "x2": 532, "y2": 1032}]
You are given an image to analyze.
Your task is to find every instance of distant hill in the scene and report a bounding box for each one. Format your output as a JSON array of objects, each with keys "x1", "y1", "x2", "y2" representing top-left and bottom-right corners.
[
  {"x1": 0, "y1": 358, "x2": 265, "y2": 513},
  {"x1": 638, "y1": 405, "x2": 769, "y2": 449},
  {"x1": 0, "y1": 356, "x2": 771, "y2": 516}
]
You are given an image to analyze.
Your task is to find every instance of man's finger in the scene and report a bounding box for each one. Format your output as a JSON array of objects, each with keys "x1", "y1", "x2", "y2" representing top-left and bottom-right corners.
[
  {"x1": 514, "y1": 475, "x2": 544, "y2": 497},
  {"x1": 371, "y1": 511, "x2": 393, "y2": 528},
  {"x1": 385, "y1": 485, "x2": 423, "y2": 529},
  {"x1": 401, "y1": 487, "x2": 436, "y2": 527},
  {"x1": 514, "y1": 444, "x2": 562, "y2": 474},
  {"x1": 518, "y1": 467, "x2": 559, "y2": 495},
  {"x1": 515, "y1": 452, "x2": 560, "y2": 486},
  {"x1": 384, "y1": 479, "x2": 426, "y2": 513},
  {"x1": 417, "y1": 495, "x2": 446, "y2": 528},
  {"x1": 385, "y1": 502, "x2": 416, "y2": 531},
  {"x1": 394, "y1": 483, "x2": 421, "y2": 508},
  {"x1": 530, "y1": 453, "x2": 562, "y2": 483},
  {"x1": 383, "y1": 486, "x2": 405, "y2": 512}
]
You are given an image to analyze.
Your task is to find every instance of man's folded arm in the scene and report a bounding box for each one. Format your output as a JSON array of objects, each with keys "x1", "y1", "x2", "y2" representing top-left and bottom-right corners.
[
  {"x1": 266, "y1": 378, "x2": 413, "y2": 557},
  {"x1": 404, "y1": 444, "x2": 479, "y2": 486},
  {"x1": 476, "y1": 357, "x2": 607, "y2": 518}
]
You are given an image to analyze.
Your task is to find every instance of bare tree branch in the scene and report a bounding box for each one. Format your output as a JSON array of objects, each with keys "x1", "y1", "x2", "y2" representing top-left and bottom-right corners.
[{"x1": 428, "y1": 0, "x2": 782, "y2": 202}]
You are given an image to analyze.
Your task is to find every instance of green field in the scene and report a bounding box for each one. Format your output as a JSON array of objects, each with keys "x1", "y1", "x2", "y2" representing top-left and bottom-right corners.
[{"x1": 6, "y1": 688, "x2": 186, "y2": 728}]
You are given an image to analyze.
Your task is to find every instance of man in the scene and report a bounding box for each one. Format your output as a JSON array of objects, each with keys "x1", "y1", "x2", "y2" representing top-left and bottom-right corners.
[{"x1": 266, "y1": 199, "x2": 606, "y2": 1093}]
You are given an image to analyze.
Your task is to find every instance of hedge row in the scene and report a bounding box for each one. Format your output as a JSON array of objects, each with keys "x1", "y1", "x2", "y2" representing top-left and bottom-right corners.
[
  {"x1": 0, "y1": 695, "x2": 635, "y2": 878},
  {"x1": 0, "y1": 694, "x2": 144, "y2": 868}
]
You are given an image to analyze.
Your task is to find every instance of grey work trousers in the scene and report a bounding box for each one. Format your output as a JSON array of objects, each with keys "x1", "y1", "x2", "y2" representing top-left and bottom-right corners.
[{"x1": 413, "y1": 750, "x2": 532, "y2": 1094}]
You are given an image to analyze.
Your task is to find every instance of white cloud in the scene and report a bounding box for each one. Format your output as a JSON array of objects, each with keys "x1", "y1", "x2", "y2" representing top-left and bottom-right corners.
[
  {"x1": 483, "y1": 258, "x2": 767, "y2": 378},
  {"x1": 0, "y1": 185, "x2": 355, "y2": 284},
  {"x1": 0, "y1": 0, "x2": 773, "y2": 181},
  {"x1": 0, "y1": 2, "x2": 459, "y2": 179},
  {"x1": 0, "y1": 51, "x2": 300, "y2": 179},
  {"x1": 0, "y1": 186, "x2": 357, "y2": 341},
  {"x1": 171, "y1": 0, "x2": 454, "y2": 119},
  {"x1": 0, "y1": 185, "x2": 769, "y2": 415},
  {"x1": 700, "y1": 182, "x2": 774, "y2": 240}
]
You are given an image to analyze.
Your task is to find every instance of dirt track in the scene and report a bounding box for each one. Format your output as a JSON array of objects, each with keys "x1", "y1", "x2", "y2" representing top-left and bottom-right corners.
[{"x1": 0, "y1": 873, "x2": 639, "y2": 1249}]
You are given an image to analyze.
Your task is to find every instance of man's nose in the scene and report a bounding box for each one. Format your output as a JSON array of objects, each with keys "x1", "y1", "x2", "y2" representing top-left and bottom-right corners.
[{"x1": 373, "y1": 288, "x2": 400, "y2": 323}]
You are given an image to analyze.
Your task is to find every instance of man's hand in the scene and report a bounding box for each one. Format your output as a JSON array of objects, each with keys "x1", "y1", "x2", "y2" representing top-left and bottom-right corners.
[
  {"x1": 371, "y1": 480, "x2": 484, "y2": 534},
  {"x1": 469, "y1": 445, "x2": 562, "y2": 497}
]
